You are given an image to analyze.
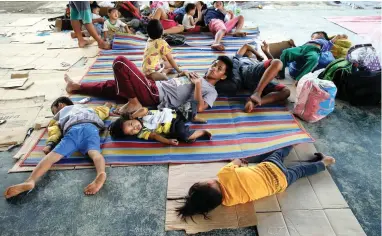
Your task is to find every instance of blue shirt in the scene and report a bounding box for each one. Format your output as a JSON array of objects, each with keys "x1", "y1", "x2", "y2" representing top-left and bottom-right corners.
[
  {"x1": 307, "y1": 38, "x2": 334, "y2": 52},
  {"x1": 204, "y1": 7, "x2": 225, "y2": 25}
]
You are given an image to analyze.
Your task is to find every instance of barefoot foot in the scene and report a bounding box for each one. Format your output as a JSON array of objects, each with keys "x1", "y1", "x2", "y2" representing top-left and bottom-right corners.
[
  {"x1": 244, "y1": 99, "x2": 259, "y2": 113},
  {"x1": 321, "y1": 155, "x2": 336, "y2": 167},
  {"x1": 64, "y1": 74, "x2": 80, "y2": 94},
  {"x1": 78, "y1": 39, "x2": 93, "y2": 48},
  {"x1": 117, "y1": 101, "x2": 142, "y2": 115},
  {"x1": 211, "y1": 44, "x2": 225, "y2": 51},
  {"x1": 204, "y1": 130, "x2": 212, "y2": 140},
  {"x1": 98, "y1": 41, "x2": 111, "y2": 50},
  {"x1": 70, "y1": 32, "x2": 77, "y2": 39},
  {"x1": 233, "y1": 32, "x2": 247, "y2": 37},
  {"x1": 84, "y1": 172, "x2": 107, "y2": 195},
  {"x1": 4, "y1": 181, "x2": 35, "y2": 199}
]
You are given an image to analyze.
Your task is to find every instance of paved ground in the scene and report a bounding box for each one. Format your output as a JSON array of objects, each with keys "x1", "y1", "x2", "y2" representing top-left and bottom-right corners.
[{"x1": 0, "y1": 2, "x2": 381, "y2": 236}]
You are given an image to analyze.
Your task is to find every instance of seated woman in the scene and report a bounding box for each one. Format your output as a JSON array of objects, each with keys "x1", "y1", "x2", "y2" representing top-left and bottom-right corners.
[{"x1": 150, "y1": 1, "x2": 184, "y2": 34}]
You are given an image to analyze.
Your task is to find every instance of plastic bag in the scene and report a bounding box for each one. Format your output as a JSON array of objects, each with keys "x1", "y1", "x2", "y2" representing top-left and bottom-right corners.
[{"x1": 293, "y1": 69, "x2": 337, "y2": 123}]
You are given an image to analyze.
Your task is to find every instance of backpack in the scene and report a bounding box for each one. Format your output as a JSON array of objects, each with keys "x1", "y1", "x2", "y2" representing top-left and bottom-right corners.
[
  {"x1": 294, "y1": 69, "x2": 337, "y2": 123},
  {"x1": 346, "y1": 44, "x2": 381, "y2": 71},
  {"x1": 163, "y1": 34, "x2": 186, "y2": 46},
  {"x1": 318, "y1": 58, "x2": 353, "y2": 82},
  {"x1": 335, "y1": 70, "x2": 381, "y2": 106}
]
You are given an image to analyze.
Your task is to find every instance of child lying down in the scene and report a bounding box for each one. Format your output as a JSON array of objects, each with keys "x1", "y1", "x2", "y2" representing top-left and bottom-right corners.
[
  {"x1": 109, "y1": 107, "x2": 212, "y2": 145},
  {"x1": 4, "y1": 97, "x2": 111, "y2": 199},
  {"x1": 176, "y1": 146, "x2": 335, "y2": 220}
]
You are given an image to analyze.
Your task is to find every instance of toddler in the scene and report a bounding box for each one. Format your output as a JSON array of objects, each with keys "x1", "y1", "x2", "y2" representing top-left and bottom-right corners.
[
  {"x1": 103, "y1": 8, "x2": 133, "y2": 42},
  {"x1": 109, "y1": 107, "x2": 211, "y2": 145},
  {"x1": 4, "y1": 95, "x2": 111, "y2": 199},
  {"x1": 142, "y1": 19, "x2": 183, "y2": 81}
]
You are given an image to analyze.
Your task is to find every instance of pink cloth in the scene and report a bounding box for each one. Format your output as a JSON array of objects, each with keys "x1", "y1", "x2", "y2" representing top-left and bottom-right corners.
[
  {"x1": 160, "y1": 19, "x2": 178, "y2": 30},
  {"x1": 208, "y1": 17, "x2": 240, "y2": 35}
]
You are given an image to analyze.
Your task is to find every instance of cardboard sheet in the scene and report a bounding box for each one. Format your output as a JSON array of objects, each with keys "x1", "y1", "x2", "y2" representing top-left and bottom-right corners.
[
  {"x1": 0, "y1": 78, "x2": 28, "y2": 88},
  {"x1": 0, "y1": 106, "x2": 42, "y2": 147},
  {"x1": 166, "y1": 200, "x2": 257, "y2": 234},
  {"x1": 13, "y1": 129, "x2": 45, "y2": 159},
  {"x1": 166, "y1": 163, "x2": 257, "y2": 233}
]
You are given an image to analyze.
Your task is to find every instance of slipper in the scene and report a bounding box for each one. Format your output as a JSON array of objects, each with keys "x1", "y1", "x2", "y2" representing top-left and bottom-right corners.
[{"x1": 0, "y1": 120, "x2": 6, "y2": 125}]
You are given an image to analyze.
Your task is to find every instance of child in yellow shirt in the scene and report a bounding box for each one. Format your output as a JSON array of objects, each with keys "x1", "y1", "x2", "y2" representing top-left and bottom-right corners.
[
  {"x1": 142, "y1": 19, "x2": 183, "y2": 81},
  {"x1": 4, "y1": 96, "x2": 111, "y2": 199},
  {"x1": 176, "y1": 146, "x2": 335, "y2": 219}
]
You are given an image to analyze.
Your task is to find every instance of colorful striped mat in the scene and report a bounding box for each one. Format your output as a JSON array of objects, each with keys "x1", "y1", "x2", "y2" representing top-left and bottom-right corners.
[
  {"x1": 21, "y1": 100, "x2": 313, "y2": 166},
  {"x1": 16, "y1": 29, "x2": 314, "y2": 168},
  {"x1": 112, "y1": 28, "x2": 260, "y2": 50}
]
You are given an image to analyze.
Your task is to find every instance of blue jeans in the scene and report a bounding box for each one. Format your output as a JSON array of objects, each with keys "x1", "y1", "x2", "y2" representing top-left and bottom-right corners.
[{"x1": 249, "y1": 146, "x2": 325, "y2": 186}]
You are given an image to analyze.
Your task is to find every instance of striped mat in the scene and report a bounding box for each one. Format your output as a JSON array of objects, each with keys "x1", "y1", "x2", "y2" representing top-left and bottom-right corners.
[
  {"x1": 112, "y1": 28, "x2": 260, "y2": 50},
  {"x1": 17, "y1": 29, "x2": 314, "y2": 168}
]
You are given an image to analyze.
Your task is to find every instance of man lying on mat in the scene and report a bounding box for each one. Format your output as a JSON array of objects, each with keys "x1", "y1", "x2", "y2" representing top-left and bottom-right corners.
[
  {"x1": 215, "y1": 42, "x2": 291, "y2": 113},
  {"x1": 4, "y1": 97, "x2": 111, "y2": 199},
  {"x1": 176, "y1": 147, "x2": 335, "y2": 221},
  {"x1": 64, "y1": 55, "x2": 233, "y2": 114}
]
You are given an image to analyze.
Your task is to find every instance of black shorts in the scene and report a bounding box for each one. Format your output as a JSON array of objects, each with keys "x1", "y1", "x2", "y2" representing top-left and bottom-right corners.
[{"x1": 167, "y1": 116, "x2": 195, "y2": 142}]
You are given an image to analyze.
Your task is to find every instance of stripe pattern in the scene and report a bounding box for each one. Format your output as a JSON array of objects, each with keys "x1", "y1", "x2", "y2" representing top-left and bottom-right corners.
[{"x1": 20, "y1": 28, "x2": 314, "y2": 167}]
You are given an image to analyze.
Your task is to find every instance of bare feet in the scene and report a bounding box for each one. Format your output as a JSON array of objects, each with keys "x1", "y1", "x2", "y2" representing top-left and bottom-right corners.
[
  {"x1": 4, "y1": 181, "x2": 35, "y2": 199},
  {"x1": 211, "y1": 44, "x2": 225, "y2": 51},
  {"x1": 204, "y1": 130, "x2": 212, "y2": 140},
  {"x1": 244, "y1": 100, "x2": 255, "y2": 113},
  {"x1": 233, "y1": 32, "x2": 247, "y2": 37},
  {"x1": 78, "y1": 39, "x2": 93, "y2": 48},
  {"x1": 64, "y1": 74, "x2": 80, "y2": 94},
  {"x1": 321, "y1": 155, "x2": 336, "y2": 167},
  {"x1": 71, "y1": 32, "x2": 76, "y2": 39},
  {"x1": 116, "y1": 100, "x2": 143, "y2": 115},
  {"x1": 98, "y1": 41, "x2": 111, "y2": 50},
  {"x1": 84, "y1": 172, "x2": 107, "y2": 195}
]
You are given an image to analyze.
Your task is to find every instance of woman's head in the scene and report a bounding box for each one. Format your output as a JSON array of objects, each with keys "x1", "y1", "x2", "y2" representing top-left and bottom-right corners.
[
  {"x1": 213, "y1": 1, "x2": 224, "y2": 9},
  {"x1": 109, "y1": 115, "x2": 143, "y2": 139},
  {"x1": 108, "y1": 8, "x2": 119, "y2": 20},
  {"x1": 176, "y1": 180, "x2": 223, "y2": 221},
  {"x1": 206, "y1": 56, "x2": 233, "y2": 81},
  {"x1": 185, "y1": 3, "x2": 196, "y2": 16},
  {"x1": 51, "y1": 96, "x2": 74, "y2": 115},
  {"x1": 311, "y1": 31, "x2": 329, "y2": 40},
  {"x1": 147, "y1": 19, "x2": 164, "y2": 40}
]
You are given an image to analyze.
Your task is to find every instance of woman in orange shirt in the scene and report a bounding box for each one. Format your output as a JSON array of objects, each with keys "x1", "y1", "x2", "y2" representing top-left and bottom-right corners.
[{"x1": 176, "y1": 146, "x2": 335, "y2": 220}]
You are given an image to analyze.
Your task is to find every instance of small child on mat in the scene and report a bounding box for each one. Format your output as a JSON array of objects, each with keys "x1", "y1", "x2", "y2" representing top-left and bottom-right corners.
[
  {"x1": 103, "y1": 8, "x2": 133, "y2": 43},
  {"x1": 109, "y1": 106, "x2": 211, "y2": 145},
  {"x1": 4, "y1": 96, "x2": 111, "y2": 199},
  {"x1": 142, "y1": 19, "x2": 183, "y2": 81},
  {"x1": 182, "y1": 3, "x2": 202, "y2": 33},
  {"x1": 175, "y1": 146, "x2": 336, "y2": 220}
]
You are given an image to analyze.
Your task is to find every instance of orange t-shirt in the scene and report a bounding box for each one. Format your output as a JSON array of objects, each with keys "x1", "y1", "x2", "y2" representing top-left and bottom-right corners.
[{"x1": 217, "y1": 162, "x2": 288, "y2": 206}]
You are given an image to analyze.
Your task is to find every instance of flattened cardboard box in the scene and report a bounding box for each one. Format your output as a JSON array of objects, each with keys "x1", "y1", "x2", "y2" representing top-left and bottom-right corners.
[{"x1": 166, "y1": 163, "x2": 257, "y2": 234}]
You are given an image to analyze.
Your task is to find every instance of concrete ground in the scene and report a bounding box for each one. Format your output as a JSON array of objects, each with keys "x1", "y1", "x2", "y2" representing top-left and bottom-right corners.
[{"x1": 0, "y1": 2, "x2": 381, "y2": 236}]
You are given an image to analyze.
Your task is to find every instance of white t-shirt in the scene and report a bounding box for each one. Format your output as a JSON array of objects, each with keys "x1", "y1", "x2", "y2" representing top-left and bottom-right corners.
[
  {"x1": 92, "y1": 13, "x2": 101, "y2": 19},
  {"x1": 103, "y1": 19, "x2": 127, "y2": 33},
  {"x1": 182, "y1": 14, "x2": 195, "y2": 30}
]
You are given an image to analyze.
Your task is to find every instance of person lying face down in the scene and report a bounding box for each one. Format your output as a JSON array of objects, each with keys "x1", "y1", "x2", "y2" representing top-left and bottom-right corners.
[
  {"x1": 109, "y1": 107, "x2": 212, "y2": 146},
  {"x1": 176, "y1": 147, "x2": 335, "y2": 220}
]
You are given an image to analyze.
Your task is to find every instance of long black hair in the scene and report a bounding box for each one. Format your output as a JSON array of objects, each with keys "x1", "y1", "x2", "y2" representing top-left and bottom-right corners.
[
  {"x1": 175, "y1": 182, "x2": 223, "y2": 221},
  {"x1": 108, "y1": 113, "x2": 134, "y2": 139},
  {"x1": 312, "y1": 31, "x2": 330, "y2": 40}
]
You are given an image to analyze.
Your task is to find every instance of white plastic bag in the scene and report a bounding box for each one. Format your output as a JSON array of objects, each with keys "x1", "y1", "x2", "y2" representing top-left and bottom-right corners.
[{"x1": 293, "y1": 69, "x2": 337, "y2": 123}]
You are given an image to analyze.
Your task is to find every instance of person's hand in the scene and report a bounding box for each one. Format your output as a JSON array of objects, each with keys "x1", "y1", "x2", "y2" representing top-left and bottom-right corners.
[
  {"x1": 168, "y1": 139, "x2": 179, "y2": 146},
  {"x1": 178, "y1": 71, "x2": 189, "y2": 77},
  {"x1": 188, "y1": 72, "x2": 202, "y2": 85},
  {"x1": 262, "y1": 40, "x2": 270, "y2": 52},
  {"x1": 196, "y1": 2, "x2": 202, "y2": 11},
  {"x1": 43, "y1": 146, "x2": 52, "y2": 155}
]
